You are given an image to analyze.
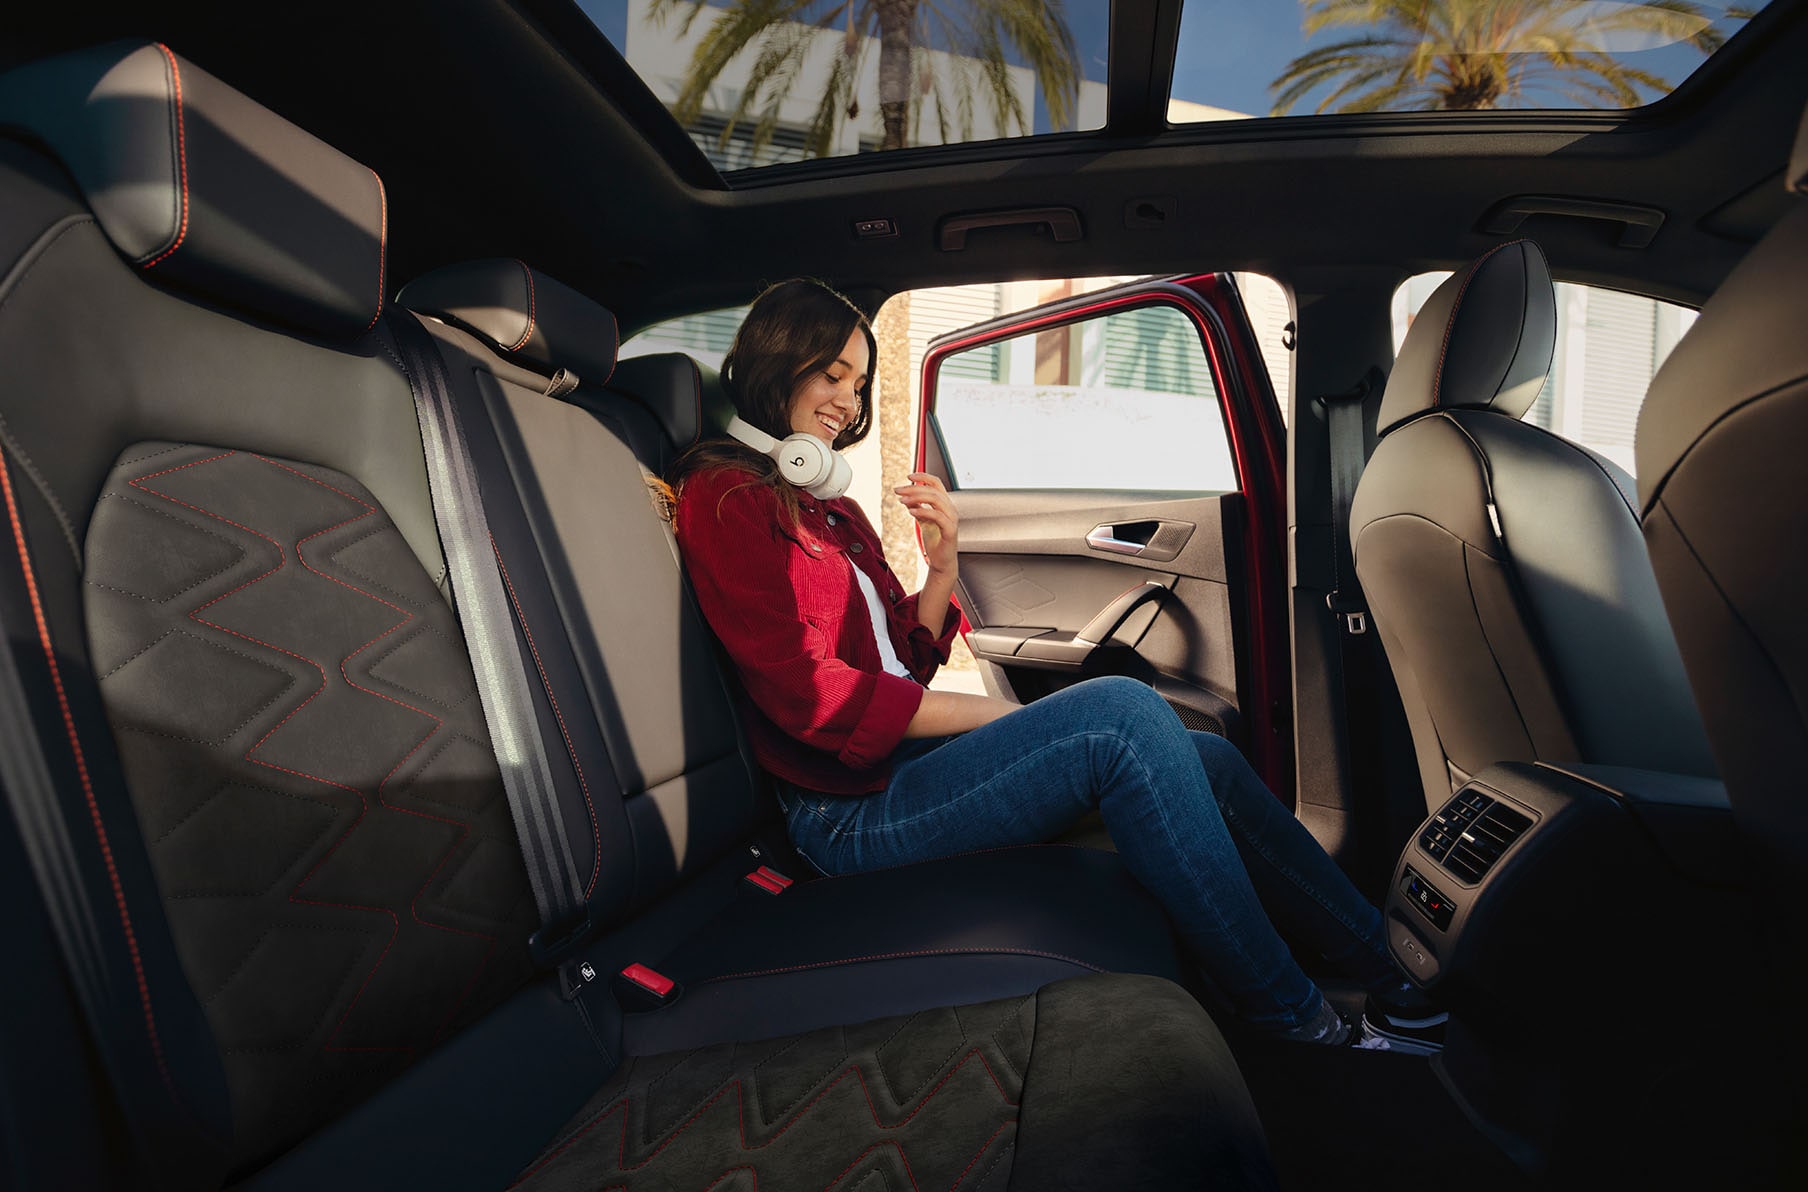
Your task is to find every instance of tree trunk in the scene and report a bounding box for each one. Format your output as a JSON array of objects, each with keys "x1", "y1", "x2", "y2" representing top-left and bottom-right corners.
[
  {"x1": 872, "y1": 292, "x2": 918, "y2": 592},
  {"x1": 875, "y1": 0, "x2": 917, "y2": 150}
]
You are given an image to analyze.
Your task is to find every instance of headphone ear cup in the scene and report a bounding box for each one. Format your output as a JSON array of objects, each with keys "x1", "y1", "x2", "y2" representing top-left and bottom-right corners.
[
  {"x1": 809, "y1": 450, "x2": 853, "y2": 500},
  {"x1": 776, "y1": 434, "x2": 832, "y2": 489}
]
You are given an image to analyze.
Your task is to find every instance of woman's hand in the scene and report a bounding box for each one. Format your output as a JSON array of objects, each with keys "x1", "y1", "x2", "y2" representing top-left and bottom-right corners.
[{"x1": 895, "y1": 472, "x2": 958, "y2": 576}]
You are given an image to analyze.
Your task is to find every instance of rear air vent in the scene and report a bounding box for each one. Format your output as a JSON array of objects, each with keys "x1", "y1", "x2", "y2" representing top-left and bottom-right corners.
[{"x1": 1418, "y1": 788, "x2": 1535, "y2": 885}]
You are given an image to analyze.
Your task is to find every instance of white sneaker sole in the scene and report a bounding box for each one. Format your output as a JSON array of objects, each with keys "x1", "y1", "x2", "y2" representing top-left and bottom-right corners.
[{"x1": 1360, "y1": 1015, "x2": 1443, "y2": 1057}]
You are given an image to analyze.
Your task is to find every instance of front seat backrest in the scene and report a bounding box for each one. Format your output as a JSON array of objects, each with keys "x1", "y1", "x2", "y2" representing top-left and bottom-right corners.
[
  {"x1": 1351, "y1": 240, "x2": 1716, "y2": 808},
  {"x1": 1636, "y1": 118, "x2": 1808, "y2": 918}
]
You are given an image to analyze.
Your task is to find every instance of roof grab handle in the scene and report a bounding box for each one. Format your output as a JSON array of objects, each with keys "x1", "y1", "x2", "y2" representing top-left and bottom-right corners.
[
  {"x1": 939, "y1": 206, "x2": 1084, "y2": 252},
  {"x1": 1478, "y1": 195, "x2": 1665, "y2": 249}
]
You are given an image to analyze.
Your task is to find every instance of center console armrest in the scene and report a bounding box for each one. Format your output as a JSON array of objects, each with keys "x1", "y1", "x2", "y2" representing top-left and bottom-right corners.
[{"x1": 1533, "y1": 762, "x2": 1742, "y2": 888}]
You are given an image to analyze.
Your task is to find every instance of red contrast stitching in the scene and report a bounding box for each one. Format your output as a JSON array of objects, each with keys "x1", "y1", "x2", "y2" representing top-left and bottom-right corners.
[
  {"x1": 131, "y1": 451, "x2": 498, "y2": 1052},
  {"x1": 0, "y1": 450, "x2": 181, "y2": 1101},
  {"x1": 510, "y1": 260, "x2": 537, "y2": 354},
  {"x1": 511, "y1": 1045, "x2": 1015, "y2": 1187},
  {"x1": 491, "y1": 537, "x2": 602, "y2": 899},
  {"x1": 142, "y1": 44, "x2": 188, "y2": 270},
  {"x1": 1432, "y1": 240, "x2": 1520, "y2": 409},
  {"x1": 947, "y1": 1119, "x2": 1014, "y2": 1190},
  {"x1": 362, "y1": 170, "x2": 388, "y2": 336},
  {"x1": 822, "y1": 1141, "x2": 921, "y2": 1190},
  {"x1": 695, "y1": 946, "x2": 1101, "y2": 986}
]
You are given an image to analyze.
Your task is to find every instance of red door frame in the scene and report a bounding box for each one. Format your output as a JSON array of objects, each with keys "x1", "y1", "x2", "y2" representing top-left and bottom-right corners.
[{"x1": 915, "y1": 276, "x2": 1294, "y2": 799}]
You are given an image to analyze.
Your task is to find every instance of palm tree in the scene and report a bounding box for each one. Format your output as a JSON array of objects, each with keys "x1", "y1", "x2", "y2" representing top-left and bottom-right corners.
[
  {"x1": 647, "y1": 0, "x2": 1081, "y2": 157},
  {"x1": 1270, "y1": 0, "x2": 1747, "y2": 115}
]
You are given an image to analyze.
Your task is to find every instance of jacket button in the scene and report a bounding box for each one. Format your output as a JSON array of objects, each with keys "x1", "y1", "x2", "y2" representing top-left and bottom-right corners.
[
  {"x1": 850, "y1": 542, "x2": 863, "y2": 553},
  {"x1": 811, "y1": 543, "x2": 822, "y2": 552},
  {"x1": 826, "y1": 514, "x2": 837, "y2": 526}
]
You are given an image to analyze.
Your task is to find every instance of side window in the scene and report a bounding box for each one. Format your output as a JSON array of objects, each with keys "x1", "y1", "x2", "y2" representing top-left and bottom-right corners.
[
  {"x1": 1393, "y1": 274, "x2": 1696, "y2": 476},
  {"x1": 930, "y1": 302, "x2": 1238, "y2": 492},
  {"x1": 618, "y1": 306, "x2": 750, "y2": 369}
]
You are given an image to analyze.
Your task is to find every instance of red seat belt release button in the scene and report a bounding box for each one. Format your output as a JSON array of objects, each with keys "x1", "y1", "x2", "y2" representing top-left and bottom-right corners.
[
  {"x1": 620, "y1": 963, "x2": 675, "y2": 998},
  {"x1": 744, "y1": 865, "x2": 793, "y2": 895}
]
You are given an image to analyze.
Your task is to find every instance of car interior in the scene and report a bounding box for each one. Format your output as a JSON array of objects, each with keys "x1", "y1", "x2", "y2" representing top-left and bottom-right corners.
[{"x1": 2, "y1": 1, "x2": 1805, "y2": 1188}]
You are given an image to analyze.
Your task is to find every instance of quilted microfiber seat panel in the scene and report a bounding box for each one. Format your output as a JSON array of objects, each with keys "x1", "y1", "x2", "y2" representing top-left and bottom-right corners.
[
  {"x1": 514, "y1": 990, "x2": 1035, "y2": 1192},
  {"x1": 513, "y1": 974, "x2": 1276, "y2": 1192},
  {"x1": 82, "y1": 441, "x2": 537, "y2": 1164}
]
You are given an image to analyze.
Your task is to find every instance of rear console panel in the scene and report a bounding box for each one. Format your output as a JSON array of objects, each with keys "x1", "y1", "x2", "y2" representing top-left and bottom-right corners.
[{"x1": 1385, "y1": 762, "x2": 1796, "y2": 1184}]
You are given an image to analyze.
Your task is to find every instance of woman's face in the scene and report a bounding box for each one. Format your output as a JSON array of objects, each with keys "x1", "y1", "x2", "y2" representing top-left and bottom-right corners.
[{"x1": 786, "y1": 327, "x2": 870, "y2": 445}]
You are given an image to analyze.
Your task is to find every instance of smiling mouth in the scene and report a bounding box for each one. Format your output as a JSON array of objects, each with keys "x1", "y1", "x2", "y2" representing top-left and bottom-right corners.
[{"x1": 816, "y1": 414, "x2": 842, "y2": 436}]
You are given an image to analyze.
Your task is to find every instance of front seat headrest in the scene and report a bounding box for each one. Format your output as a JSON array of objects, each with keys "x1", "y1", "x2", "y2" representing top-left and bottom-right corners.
[
  {"x1": 397, "y1": 259, "x2": 618, "y2": 387},
  {"x1": 0, "y1": 40, "x2": 387, "y2": 341},
  {"x1": 1378, "y1": 239, "x2": 1557, "y2": 436},
  {"x1": 607, "y1": 352, "x2": 732, "y2": 453}
]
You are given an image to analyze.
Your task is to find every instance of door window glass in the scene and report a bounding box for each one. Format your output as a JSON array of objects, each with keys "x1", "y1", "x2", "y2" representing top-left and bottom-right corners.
[{"x1": 931, "y1": 303, "x2": 1237, "y2": 491}]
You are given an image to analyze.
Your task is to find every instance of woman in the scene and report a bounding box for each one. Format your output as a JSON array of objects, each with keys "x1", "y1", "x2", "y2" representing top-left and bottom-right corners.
[{"x1": 670, "y1": 278, "x2": 1428, "y2": 1047}]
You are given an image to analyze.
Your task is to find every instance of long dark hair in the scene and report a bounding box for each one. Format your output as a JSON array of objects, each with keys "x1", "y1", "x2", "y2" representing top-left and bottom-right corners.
[{"x1": 665, "y1": 278, "x2": 877, "y2": 524}]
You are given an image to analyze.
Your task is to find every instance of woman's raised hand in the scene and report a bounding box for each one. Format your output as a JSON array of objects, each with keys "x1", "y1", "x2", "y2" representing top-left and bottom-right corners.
[{"x1": 895, "y1": 471, "x2": 958, "y2": 575}]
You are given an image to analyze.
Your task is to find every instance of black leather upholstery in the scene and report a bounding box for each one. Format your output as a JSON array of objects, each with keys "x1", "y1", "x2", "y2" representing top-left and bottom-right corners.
[
  {"x1": 608, "y1": 351, "x2": 731, "y2": 453},
  {"x1": 0, "y1": 42, "x2": 386, "y2": 341},
  {"x1": 1376, "y1": 240, "x2": 1557, "y2": 434},
  {"x1": 1638, "y1": 183, "x2": 1808, "y2": 921},
  {"x1": 399, "y1": 258, "x2": 619, "y2": 385},
  {"x1": 1353, "y1": 240, "x2": 1714, "y2": 805}
]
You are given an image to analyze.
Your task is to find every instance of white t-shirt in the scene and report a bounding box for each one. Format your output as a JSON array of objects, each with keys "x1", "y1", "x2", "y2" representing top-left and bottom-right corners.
[{"x1": 850, "y1": 559, "x2": 914, "y2": 679}]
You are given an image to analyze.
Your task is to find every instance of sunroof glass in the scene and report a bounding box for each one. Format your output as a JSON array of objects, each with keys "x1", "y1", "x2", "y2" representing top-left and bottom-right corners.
[
  {"x1": 577, "y1": 0, "x2": 1110, "y2": 172},
  {"x1": 1168, "y1": 0, "x2": 1768, "y2": 124}
]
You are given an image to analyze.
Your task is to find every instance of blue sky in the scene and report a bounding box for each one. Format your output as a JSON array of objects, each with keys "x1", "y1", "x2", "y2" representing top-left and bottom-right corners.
[{"x1": 579, "y1": 0, "x2": 1755, "y2": 126}]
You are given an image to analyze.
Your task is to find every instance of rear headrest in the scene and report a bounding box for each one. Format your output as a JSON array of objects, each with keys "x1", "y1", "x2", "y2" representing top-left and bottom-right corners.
[
  {"x1": 0, "y1": 41, "x2": 386, "y2": 341},
  {"x1": 397, "y1": 259, "x2": 618, "y2": 386},
  {"x1": 1378, "y1": 240, "x2": 1556, "y2": 436},
  {"x1": 608, "y1": 353, "x2": 732, "y2": 452}
]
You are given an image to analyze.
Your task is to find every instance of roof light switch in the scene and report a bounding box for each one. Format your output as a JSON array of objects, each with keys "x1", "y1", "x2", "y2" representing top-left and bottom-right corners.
[{"x1": 853, "y1": 217, "x2": 898, "y2": 239}]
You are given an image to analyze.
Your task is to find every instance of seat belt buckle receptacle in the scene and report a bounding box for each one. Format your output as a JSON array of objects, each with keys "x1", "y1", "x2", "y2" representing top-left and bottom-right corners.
[{"x1": 615, "y1": 963, "x2": 681, "y2": 1011}]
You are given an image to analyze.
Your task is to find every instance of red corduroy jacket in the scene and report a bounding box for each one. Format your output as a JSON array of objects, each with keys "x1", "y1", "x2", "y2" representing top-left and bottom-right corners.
[{"x1": 674, "y1": 464, "x2": 958, "y2": 794}]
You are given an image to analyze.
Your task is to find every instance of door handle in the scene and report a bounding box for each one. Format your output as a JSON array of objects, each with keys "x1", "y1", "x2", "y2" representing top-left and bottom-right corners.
[{"x1": 1086, "y1": 525, "x2": 1147, "y2": 556}]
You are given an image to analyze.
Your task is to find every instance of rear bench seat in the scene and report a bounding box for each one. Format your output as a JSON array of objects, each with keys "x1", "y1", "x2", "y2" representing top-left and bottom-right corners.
[
  {"x1": 393, "y1": 261, "x2": 1195, "y2": 1051},
  {"x1": 0, "y1": 41, "x2": 1275, "y2": 1190}
]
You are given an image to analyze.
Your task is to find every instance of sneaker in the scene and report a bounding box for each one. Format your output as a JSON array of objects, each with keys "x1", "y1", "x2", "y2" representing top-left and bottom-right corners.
[
  {"x1": 1276, "y1": 999, "x2": 1391, "y2": 1050},
  {"x1": 1347, "y1": 1017, "x2": 1393, "y2": 1051},
  {"x1": 1362, "y1": 985, "x2": 1445, "y2": 1055}
]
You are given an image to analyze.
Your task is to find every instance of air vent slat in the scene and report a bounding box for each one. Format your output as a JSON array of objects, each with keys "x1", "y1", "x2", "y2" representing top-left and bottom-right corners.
[{"x1": 1424, "y1": 789, "x2": 1535, "y2": 885}]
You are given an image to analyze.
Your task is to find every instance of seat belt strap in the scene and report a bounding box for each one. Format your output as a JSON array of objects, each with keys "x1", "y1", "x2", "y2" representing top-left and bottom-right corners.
[
  {"x1": 1318, "y1": 366, "x2": 1386, "y2": 635},
  {"x1": 0, "y1": 595, "x2": 216, "y2": 1186},
  {"x1": 386, "y1": 311, "x2": 588, "y2": 961}
]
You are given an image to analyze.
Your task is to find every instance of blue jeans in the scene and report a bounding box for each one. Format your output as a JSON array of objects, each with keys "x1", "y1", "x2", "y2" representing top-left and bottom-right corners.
[{"x1": 775, "y1": 675, "x2": 1396, "y2": 1031}]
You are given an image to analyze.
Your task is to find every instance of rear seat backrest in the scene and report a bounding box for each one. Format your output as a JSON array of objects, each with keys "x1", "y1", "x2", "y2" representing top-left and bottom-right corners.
[
  {"x1": 0, "y1": 43, "x2": 537, "y2": 1174},
  {"x1": 399, "y1": 263, "x2": 770, "y2": 912}
]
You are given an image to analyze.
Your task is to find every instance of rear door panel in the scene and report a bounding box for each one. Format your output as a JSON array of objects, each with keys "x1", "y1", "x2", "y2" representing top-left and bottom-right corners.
[{"x1": 917, "y1": 276, "x2": 1286, "y2": 784}]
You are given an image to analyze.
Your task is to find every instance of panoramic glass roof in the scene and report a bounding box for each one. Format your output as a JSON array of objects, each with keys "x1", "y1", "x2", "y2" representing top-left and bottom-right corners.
[
  {"x1": 575, "y1": 0, "x2": 1110, "y2": 173},
  {"x1": 1170, "y1": 1, "x2": 1769, "y2": 124},
  {"x1": 574, "y1": 0, "x2": 1773, "y2": 175}
]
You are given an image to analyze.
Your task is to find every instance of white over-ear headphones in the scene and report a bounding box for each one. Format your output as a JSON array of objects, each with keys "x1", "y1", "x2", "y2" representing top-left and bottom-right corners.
[{"x1": 726, "y1": 416, "x2": 853, "y2": 500}]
